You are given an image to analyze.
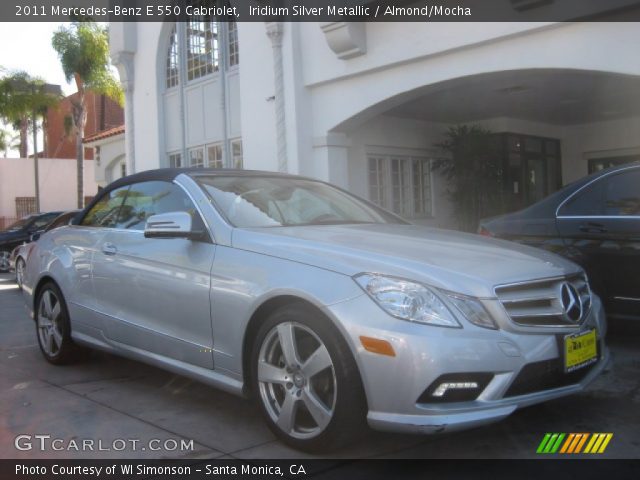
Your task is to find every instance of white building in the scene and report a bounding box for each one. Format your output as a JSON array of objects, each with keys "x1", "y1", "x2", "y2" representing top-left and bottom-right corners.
[{"x1": 109, "y1": 17, "x2": 640, "y2": 228}]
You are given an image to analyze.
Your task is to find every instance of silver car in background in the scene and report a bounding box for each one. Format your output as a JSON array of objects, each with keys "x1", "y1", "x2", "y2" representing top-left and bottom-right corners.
[{"x1": 22, "y1": 169, "x2": 609, "y2": 451}]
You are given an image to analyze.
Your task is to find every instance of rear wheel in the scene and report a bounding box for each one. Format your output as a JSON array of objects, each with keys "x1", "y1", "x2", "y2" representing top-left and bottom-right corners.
[
  {"x1": 251, "y1": 303, "x2": 366, "y2": 452},
  {"x1": 35, "y1": 282, "x2": 81, "y2": 364},
  {"x1": 15, "y1": 258, "x2": 25, "y2": 290},
  {"x1": 0, "y1": 250, "x2": 10, "y2": 272}
]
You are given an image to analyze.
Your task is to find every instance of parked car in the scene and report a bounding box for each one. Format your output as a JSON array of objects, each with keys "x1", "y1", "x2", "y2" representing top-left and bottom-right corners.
[
  {"x1": 0, "y1": 211, "x2": 62, "y2": 272},
  {"x1": 22, "y1": 169, "x2": 608, "y2": 451},
  {"x1": 479, "y1": 162, "x2": 640, "y2": 321},
  {"x1": 10, "y1": 210, "x2": 80, "y2": 289}
]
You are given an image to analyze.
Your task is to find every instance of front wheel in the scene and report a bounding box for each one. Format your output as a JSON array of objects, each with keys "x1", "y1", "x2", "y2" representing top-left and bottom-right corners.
[
  {"x1": 35, "y1": 282, "x2": 82, "y2": 364},
  {"x1": 251, "y1": 304, "x2": 366, "y2": 452},
  {"x1": 15, "y1": 258, "x2": 25, "y2": 290}
]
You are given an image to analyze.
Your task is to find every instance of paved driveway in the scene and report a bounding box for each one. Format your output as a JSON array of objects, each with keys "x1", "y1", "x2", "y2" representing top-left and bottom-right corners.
[{"x1": 0, "y1": 273, "x2": 638, "y2": 459}]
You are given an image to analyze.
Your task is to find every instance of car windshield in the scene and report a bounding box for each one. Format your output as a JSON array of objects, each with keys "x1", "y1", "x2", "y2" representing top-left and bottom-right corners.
[{"x1": 195, "y1": 175, "x2": 404, "y2": 228}]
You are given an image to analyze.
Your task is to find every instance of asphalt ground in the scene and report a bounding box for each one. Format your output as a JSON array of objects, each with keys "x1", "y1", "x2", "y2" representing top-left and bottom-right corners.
[{"x1": 0, "y1": 272, "x2": 638, "y2": 460}]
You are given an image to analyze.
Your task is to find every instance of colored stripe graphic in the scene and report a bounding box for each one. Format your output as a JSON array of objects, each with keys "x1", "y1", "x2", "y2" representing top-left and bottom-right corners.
[
  {"x1": 538, "y1": 433, "x2": 613, "y2": 454},
  {"x1": 584, "y1": 433, "x2": 614, "y2": 454},
  {"x1": 537, "y1": 433, "x2": 552, "y2": 453},
  {"x1": 537, "y1": 433, "x2": 565, "y2": 453}
]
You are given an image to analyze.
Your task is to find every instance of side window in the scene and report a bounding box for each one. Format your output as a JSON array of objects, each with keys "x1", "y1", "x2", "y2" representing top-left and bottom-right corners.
[
  {"x1": 604, "y1": 169, "x2": 640, "y2": 216},
  {"x1": 558, "y1": 180, "x2": 604, "y2": 217},
  {"x1": 81, "y1": 186, "x2": 130, "y2": 227},
  {"x1": 115, "y1": 181, "x2": 204, "y2": 231}
]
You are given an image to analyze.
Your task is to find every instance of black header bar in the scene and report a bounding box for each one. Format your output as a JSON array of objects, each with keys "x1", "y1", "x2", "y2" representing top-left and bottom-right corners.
[{"x1": 3, "y1": 0, "x2": 640, "y2": 22}]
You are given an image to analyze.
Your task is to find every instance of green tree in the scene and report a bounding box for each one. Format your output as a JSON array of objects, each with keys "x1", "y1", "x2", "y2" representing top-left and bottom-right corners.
[
  {"x1": 432, "y1": 125, "x2": 504, "y2": 232},
  {"x1": 0, "y1": 71, "x2": 60, "y2": 158},
  {"x1": 0, "y1": 127, "x2": 19, "y2": 157},
  {"x1": 52, "y1": 21, "x2": 123, "y2": 208}
]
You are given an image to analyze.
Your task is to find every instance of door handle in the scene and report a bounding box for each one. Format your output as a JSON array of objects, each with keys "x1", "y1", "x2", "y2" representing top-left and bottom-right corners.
[
  {"x1": 578, "y1": 222, "x2": 608, "y2": 234},
  {"x1": 102, "y1": 243, "x2": 118, "y2": 255}
]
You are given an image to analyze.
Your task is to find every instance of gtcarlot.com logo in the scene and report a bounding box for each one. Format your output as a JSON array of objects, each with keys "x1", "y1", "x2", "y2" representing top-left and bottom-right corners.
[{"x1": 536, "y1": 433, "x2": 613, "y2": 454}]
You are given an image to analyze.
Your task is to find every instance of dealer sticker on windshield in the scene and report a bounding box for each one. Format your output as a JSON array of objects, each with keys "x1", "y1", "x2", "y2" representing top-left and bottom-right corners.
[{"x1": 564, "y1": 329, "x2": 598, "y2": 373}]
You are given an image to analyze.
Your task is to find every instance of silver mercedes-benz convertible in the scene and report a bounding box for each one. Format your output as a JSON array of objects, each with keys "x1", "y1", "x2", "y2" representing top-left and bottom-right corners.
[{"x1": 22, "y1": 168, "x2": 609, "y2": 451}]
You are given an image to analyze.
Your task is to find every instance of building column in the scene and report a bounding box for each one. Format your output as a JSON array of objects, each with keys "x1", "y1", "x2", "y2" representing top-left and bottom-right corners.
[
  {"x1": 312, "y1": 133, "x2": 351, "y2": 188},
  {"x1": 266, "y1": 22, "x2": 288, "y2": 173},
  {"x1": 113, "y1": 52, "x2": 135, "y2": 175}
]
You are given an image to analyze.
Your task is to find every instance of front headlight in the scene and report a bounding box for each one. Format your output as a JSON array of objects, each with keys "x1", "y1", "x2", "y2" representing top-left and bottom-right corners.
[
  {"x1": 354, "y1": 274, "x2": 461, "y2": 328},
  {"x1": 445, "y1": 294, "x2": 497, "y2": 330}
]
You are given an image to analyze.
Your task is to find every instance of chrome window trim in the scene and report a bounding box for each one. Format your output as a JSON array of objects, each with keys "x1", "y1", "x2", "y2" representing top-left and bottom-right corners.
[
  {"x1": 614, "y1": 296, "x2": 640, "y2": 302},
  {"x1": 554, "y1": 165, "x2": 640, "y2": 218},
  {"x1": 172, "y1": 179, "x2": 215, "y2": 244}
]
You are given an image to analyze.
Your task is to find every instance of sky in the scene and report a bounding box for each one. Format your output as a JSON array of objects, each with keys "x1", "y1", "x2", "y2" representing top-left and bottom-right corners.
[{"x1": 0, "y1": 22, "x2": 76, "y2": 96}]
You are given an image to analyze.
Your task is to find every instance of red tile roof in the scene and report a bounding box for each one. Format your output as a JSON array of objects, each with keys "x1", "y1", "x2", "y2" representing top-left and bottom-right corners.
[{"x1": 83, "y1": 125, "x2": 125, "y2": 144}]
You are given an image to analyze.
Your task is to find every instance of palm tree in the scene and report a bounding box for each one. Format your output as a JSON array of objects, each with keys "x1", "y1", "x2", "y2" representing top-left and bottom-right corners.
[
  {"x1": 52, "y1": 21, "x2": 123, "y2": 208},
  {"x1": 0, "y1": 71, "x2": 59, "y2": 158},
  {"x1": 0, "y1": 128, "x2": 8, "y2": 157}
]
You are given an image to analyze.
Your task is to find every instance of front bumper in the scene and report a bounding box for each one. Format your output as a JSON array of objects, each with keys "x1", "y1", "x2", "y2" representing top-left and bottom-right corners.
[{"x1": 324, "y1": 292, "x2": 609, "y2": 435}]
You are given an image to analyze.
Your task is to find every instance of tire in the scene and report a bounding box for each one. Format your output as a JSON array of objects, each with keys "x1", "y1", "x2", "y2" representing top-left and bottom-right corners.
[
  {"x1": 35, "y1": 282, "x2": 82, "y2": 365},
  {"x1": 15, "y1": 258, "x2": 25, "y2": 290},
  {"x1": 250, "y1": 303, "x2": 367, "y2": 452},
  {"x1": 0, "y1": 250, "x2": 10, "y2": 273}
]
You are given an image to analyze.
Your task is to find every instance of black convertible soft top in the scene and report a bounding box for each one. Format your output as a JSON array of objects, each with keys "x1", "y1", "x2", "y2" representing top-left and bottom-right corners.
[{"x1": 72, "y1": 168, "x2": 306, "y2": 225}]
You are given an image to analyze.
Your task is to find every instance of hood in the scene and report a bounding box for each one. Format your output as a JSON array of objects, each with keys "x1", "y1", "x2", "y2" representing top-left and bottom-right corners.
[{"x1": 232, "y1": 223, "x2": 581, "y2": 298}]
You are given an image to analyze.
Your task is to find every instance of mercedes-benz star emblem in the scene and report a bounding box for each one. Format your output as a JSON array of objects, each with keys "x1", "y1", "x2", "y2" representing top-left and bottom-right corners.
[{"x1": 560, "y1": 282, "x2": 582, "y2": 322}]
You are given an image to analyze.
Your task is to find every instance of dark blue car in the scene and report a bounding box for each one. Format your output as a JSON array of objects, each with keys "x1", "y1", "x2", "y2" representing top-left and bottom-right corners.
[
  {"x1": 480, "y1": 162, "x2": 640, "y2": 322},
  {"x1": 0, "y1": 212, "x2": 62, "y2": 271}
]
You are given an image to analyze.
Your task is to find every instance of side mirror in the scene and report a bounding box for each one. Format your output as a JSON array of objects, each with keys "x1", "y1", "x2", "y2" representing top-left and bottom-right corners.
[
  {"x1": 29, "y1": 232, "x2": 41, "y2": 242},
  {"x1": 144, "y1": 211, "x2": 202, "y2": 240}
]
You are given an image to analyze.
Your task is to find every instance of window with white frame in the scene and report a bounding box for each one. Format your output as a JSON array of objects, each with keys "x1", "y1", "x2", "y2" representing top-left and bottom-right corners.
[
  {"x1": 166, "y1": 25, "x2": 180, "y2": 89},
  {"x1": 166, "y1": 19, "x2": 238, "y2": 87},
  {"x1": 231, "y1": 139, "x2": 243, "y2": 169},
  {"x1": 186, "y1": 19, "x2": 219, "y2": 81},
  {"x1": 367, "y1": 154, "x2": 432, "y2": 218},
  {"x1": 169, "y1": 152, "x2": 182, "y2": 168},
  {"x1": 228, "y1": 21, "x2": 239, "y2": 67},
  {"x1": 189, "y1": 147, "x2": 205, "y2": 168},
  {"x1": 207, "y1": 143, "x2": 223, "y2": 168}
]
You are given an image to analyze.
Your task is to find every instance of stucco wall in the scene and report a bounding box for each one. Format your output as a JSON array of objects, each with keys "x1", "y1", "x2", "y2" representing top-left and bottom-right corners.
[{"x1": 0, "y1": 158, "x2": 97, "y2": 218}]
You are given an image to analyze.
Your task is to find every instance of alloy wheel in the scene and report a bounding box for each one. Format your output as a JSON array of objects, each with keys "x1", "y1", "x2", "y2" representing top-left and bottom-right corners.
[
  {"x1": 16, "y1": 259, "x2": 25, "y2": 288},
  {"x1": 37, "y1": 289, "x2": 64, "y2": 357},
  {"x1": 257, "y1": 322, "x2": 337, "y2": 439}
]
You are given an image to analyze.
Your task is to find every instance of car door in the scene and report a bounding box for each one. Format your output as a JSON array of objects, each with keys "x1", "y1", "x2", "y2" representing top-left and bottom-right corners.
[
  {"x1": 68, "y1": 186, "x2": 130, "y2": 329},
  {"x1": 91, "y1": 180, "x2": 216, "y2": 368},
  {"x1": 556, "y1": 167, "x2": 640, "y2": 317}
]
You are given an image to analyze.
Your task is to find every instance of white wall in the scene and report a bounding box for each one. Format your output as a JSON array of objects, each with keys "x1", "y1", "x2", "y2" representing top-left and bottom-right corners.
[
  {"x1": 305, "y1": 22, "x2": 640, "y2": 136},
  {"x1": 563, "y1": 116, "x2": 640, "y2": 182},
  {"x1": 0, "y1": 158, "x2": 97, "y2": 218},
  {"x1": 89, "y1": 135, "x2": 126, "y2": 187}
]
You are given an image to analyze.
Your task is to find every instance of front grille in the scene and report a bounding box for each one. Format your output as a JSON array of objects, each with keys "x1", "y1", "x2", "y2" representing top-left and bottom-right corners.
[
  {"x1": 504, "y1": 353, "x2": 599, "y2": 398},
  {"x1": 495, "y1": 274, "x2": 592, "y2": 327}
]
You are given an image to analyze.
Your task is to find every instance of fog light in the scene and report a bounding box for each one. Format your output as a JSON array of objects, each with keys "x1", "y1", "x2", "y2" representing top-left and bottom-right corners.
[
  {"x1": 433, "y1": 382, "x2": 479, "y2": 397},
  {"x1": 417, "y1": 372, "x2": 493, "y2": 404}
]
